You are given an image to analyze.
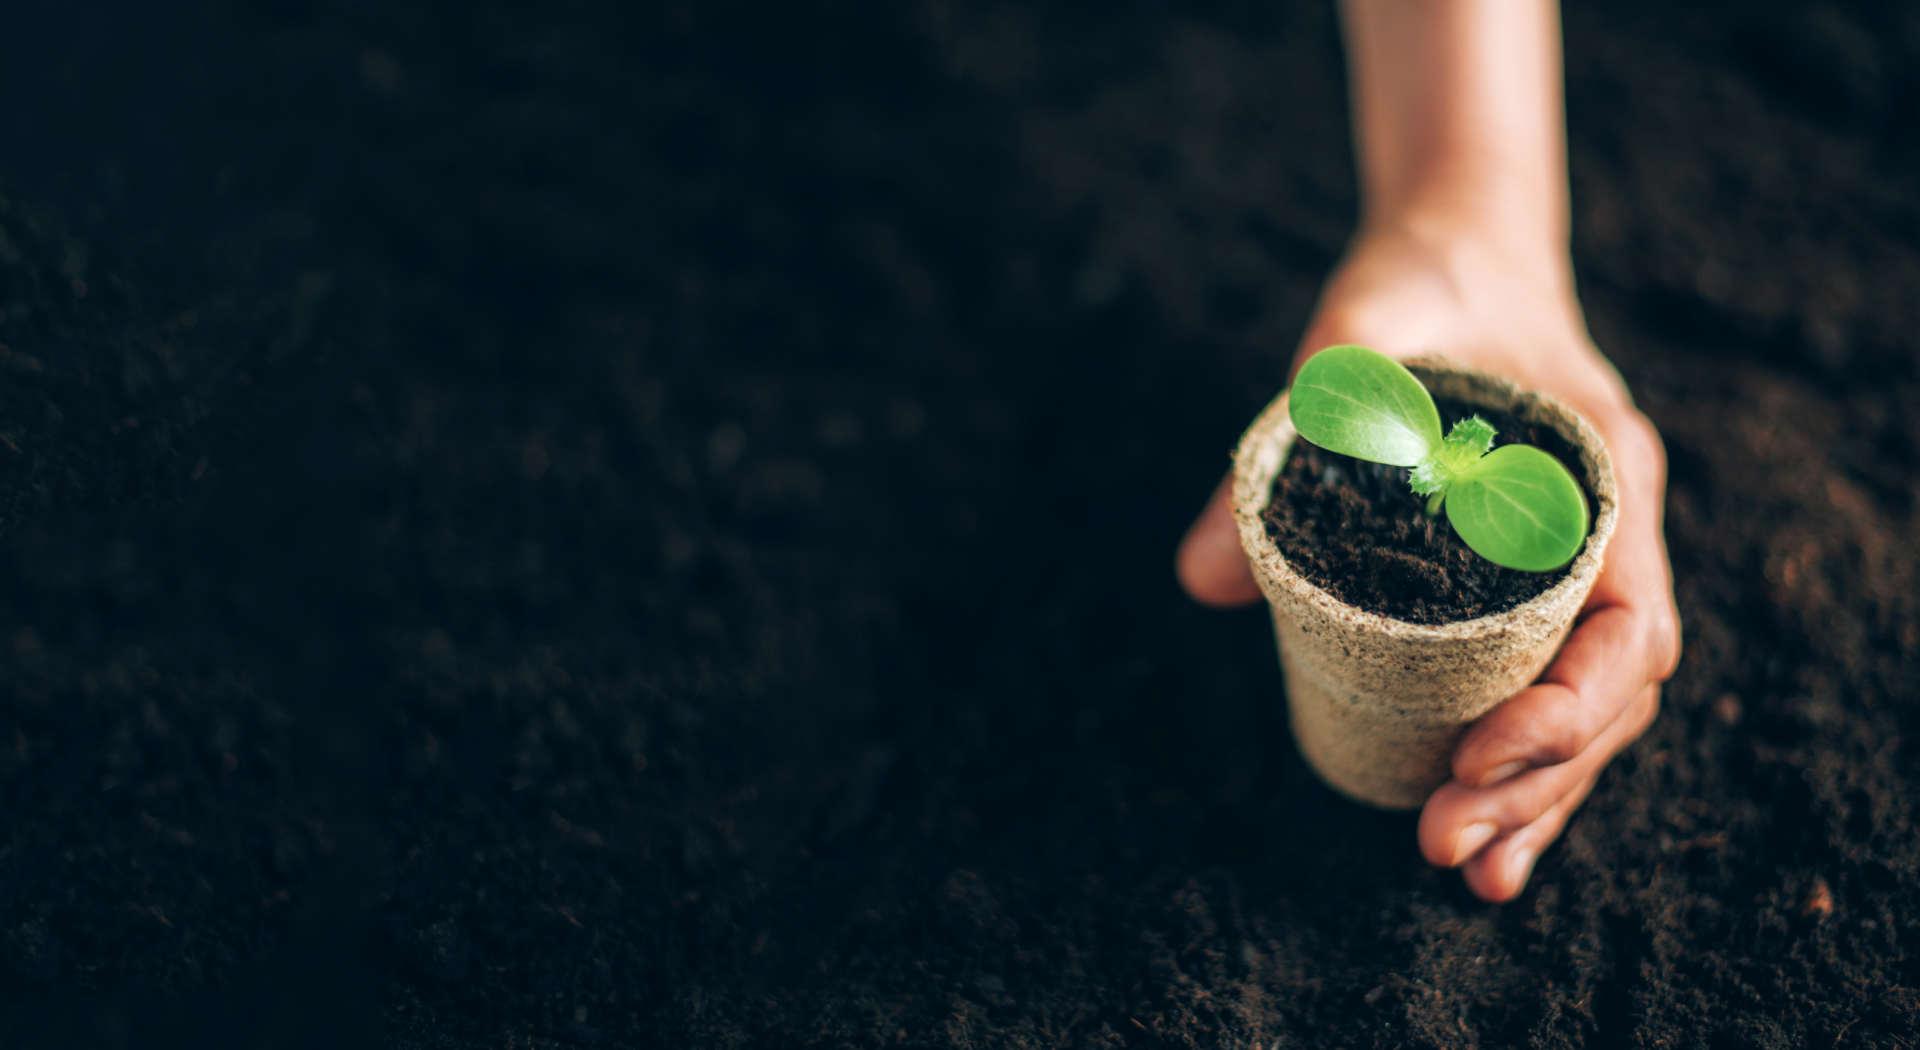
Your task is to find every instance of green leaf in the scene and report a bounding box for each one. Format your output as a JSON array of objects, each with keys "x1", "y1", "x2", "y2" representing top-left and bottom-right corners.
[
  {"x1": 1289, "y1": 345, "x2": 1443, "y2": 467},
  {"x1": 1444, "y1": 445, "x2": 1590, "y2": 572},
  {"x1": 1410, "y1": 414, "x2": 1498, "y2": 495},
  {"x1": 1441, "y1": 415, "x2": 1496, "y2": 459}
]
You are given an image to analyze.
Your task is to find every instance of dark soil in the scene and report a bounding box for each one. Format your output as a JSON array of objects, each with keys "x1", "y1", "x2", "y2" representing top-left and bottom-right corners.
[
  {"x1": 1, "y1": 1, "x2": 1918, "y2": 1048},
  {"x1": 1263, "y1": 398, "x2": 1589, "y2": 624}
]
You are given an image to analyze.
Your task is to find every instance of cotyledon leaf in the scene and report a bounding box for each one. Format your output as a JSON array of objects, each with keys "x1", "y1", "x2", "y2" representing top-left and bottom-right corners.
[
  {"x1": 1444, "y1": 445, "x2": 1590, "y2": 572},
  {"x1": 1289, "y1": 345, "x2": 1443, "y2": 467}
]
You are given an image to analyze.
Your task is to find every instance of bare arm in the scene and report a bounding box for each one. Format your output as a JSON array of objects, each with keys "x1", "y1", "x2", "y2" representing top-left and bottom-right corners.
[{"x1": 1343, "y1": 0, "x2": 1569, "y2": 258}]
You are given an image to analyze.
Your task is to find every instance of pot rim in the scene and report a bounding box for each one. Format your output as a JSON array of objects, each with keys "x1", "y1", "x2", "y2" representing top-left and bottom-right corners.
[{"x1": 1230, "y1": 354, "x2": 1620, "y2": 643}]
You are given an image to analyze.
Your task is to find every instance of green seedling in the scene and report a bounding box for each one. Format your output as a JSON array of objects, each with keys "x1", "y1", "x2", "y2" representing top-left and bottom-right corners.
[{"x1": 1287, "y1": 345, "x2": 1589, "y2": 572}]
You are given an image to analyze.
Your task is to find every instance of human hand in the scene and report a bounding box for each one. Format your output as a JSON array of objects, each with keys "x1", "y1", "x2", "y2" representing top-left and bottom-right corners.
[{"x1": 1175, "y1": 214, "x2": 1681, "y2": 902}]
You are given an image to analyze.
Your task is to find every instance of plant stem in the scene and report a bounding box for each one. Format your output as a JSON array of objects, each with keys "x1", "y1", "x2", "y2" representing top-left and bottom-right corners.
[{"x1": 1425, "y1": 490, "x2": 1445, "y2": 518}]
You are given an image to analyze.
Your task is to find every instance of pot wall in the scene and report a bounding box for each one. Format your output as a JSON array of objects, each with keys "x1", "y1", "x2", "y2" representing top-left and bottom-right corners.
[{"x1": 1231, "y1": 358, "x2": 1618, "y2": 809}]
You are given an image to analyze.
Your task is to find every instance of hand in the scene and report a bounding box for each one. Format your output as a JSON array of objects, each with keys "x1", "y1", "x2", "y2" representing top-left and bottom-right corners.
[{"x1": 1175, "y1": 213, "x2": 1681, "y2": 902}]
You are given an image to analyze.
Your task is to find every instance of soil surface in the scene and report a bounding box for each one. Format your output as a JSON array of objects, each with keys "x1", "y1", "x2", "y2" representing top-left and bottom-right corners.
[
  {"x1": 1262, "y1": 398, "x2": 1587, "y2": 624},
  {"x1": 1, "y1": 1, "x2": 1918, "y2": 1048}
]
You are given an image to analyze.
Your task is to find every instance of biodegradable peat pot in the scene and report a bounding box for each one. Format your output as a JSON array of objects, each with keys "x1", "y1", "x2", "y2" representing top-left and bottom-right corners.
[{"x1": 1231, "y1": 356, "x2": 1619, "y2": 810}]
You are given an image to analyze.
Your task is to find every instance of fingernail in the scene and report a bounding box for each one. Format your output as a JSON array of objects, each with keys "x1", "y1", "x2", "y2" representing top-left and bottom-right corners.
[
  {"x1": 1451, "y1": 821, "x2": 1500, "y2": 866},
  {"x1": 1507, "y1": 847, "x2": 1539, "y2": 891},
  {"x1": 1477, "y1": 760, "x2": 1529, "y2": 788}
]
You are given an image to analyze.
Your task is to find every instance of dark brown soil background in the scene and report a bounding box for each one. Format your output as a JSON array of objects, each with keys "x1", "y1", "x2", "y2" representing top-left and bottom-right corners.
[
  {"x1": 1262, "y1": 398, "x2": 1588, "y2": 624},
  {"x1": 0, "y1": 1, "x2": 1915, "y2": 1047}
]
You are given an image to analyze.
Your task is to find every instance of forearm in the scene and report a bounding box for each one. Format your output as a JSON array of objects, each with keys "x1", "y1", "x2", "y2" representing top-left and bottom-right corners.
[{"x1": 1339, "y1": 0, "x2": 1570, "y2": 263}]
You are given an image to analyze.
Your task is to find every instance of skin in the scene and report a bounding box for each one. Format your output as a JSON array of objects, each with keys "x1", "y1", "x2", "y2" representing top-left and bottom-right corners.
[{"x1": 1175, "y1": 0, "x2": 1680, "y2": 902}]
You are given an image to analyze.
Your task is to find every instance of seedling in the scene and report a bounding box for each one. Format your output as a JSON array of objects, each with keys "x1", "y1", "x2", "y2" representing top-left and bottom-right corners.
[{"x1": 1287, "y1": 345, "x2": 1588, "y2": 572}]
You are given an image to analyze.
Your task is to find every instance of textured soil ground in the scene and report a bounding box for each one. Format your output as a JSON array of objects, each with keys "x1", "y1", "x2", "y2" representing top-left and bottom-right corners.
[{"x1": 0, "y1": 1, "x2": 1917, "y2": 1047}]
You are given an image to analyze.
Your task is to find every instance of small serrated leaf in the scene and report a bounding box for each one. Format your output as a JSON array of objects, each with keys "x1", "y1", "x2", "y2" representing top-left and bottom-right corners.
[
  {"x1": 1408, "y1": 461, "x2": 1446, "y2": 495},
  {"x1": 1443, "y1": 415, "x2": 1496, "y2": 458}
]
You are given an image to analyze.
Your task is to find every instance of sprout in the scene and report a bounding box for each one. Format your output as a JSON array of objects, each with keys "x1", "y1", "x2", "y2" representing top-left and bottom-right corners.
[{"x1": 1288, "y1": 345, "x2": 1589, "y2": 572}]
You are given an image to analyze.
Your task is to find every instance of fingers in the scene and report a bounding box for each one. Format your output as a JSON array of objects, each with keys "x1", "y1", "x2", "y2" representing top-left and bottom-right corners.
[
  {"x1": 1459, "y1": 773, "x2": 1598, "y2": 902},
  {"x1": 1419, "y1": 405, "x2": 1678, "y2": 902},
  {"x1": 1419, "y1": 683, "x2": 1658, "y2": 881},
  {"x1": 1451, "y1": 604, "x2": 1661, "y2": 787},
  {"x1": 1452, "y1": 411, "x2": 1678, "y2": 788},
  {"x1": 1176, "y1": 475, "x2": 1262, "y2": 608}
]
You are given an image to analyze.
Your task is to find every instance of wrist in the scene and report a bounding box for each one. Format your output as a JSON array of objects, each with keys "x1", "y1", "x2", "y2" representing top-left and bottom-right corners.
[
  {"x1": 1361, "y1": 188, "x2": 1576, "y2": 302},
  {"x1": 1342, "y1": 0, "x2": 1571, "y2": 274}
]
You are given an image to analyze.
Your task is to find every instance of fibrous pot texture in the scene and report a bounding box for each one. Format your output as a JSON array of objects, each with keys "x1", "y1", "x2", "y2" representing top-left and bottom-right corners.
[{"x1": 1231, "y1": 356, "x2": 1619, "y2": 809}]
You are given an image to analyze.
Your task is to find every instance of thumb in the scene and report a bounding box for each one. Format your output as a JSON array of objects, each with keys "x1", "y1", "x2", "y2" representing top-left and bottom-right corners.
[{"x1": 1177, "y1": 475, "x2": 1262, "y2": 607}]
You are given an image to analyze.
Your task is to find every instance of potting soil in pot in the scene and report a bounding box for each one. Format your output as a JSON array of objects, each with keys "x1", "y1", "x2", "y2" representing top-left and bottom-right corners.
[{"x1": 1262, "y1": 397, "x2": 1595, "y2": 625}]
